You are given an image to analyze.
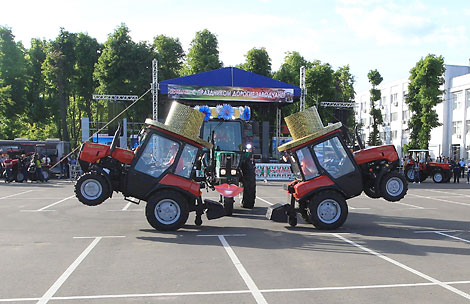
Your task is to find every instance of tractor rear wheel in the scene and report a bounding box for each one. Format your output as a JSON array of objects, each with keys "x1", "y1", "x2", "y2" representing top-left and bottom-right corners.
[
  {"x1": 145, "y1": 190, "x2": 189, "y2": 231},
  {"x1": 75, "y1": 172, "x2": 110, "y2": 206},
  {"x1": 308, "y1": 191, "x2": 348, "y2": 230},
  {"x1": 240, "y1": 160, "x2": 256, "y2": 209},
  {"x1": 380, "y1": 171, "x2": 407, "y2": 202},
  {"x1": 432, "y1": 171, "x2": 444, "y2": 183}
]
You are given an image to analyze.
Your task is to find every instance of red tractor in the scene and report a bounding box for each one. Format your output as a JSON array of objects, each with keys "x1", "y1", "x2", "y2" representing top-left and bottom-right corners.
[
  {"x1": 267, "y1": 107, "x2": 408, "y2": 229},
  {"x1": 74, "y1": 102, "x2": 225, "y2": 231},
  {"x1": 404, "y1": 149, "x2": 451, "y2": 183}
]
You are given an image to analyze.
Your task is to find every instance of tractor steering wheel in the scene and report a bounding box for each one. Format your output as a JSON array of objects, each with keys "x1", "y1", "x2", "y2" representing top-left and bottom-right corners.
[{"x1": 110, "y1": 124, "x2": 122, "y2": 154}]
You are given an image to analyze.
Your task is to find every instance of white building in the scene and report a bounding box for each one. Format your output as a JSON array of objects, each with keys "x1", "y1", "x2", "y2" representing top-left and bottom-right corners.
[{"x1": 355, "y1": 64, "x2": 470, "y2": 160}]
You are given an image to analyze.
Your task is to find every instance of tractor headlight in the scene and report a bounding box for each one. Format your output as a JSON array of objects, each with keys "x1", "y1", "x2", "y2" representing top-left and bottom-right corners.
[
  {"x1": 220, "y1": 169, "x2": 226, "y2": 175},
  {"x1": 231, "y1": 169, "x2": 237, "y2": 175}
]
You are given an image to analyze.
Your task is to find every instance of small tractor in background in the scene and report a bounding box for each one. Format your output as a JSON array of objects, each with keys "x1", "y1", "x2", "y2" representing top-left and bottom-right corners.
[
  {"x1": 198, "y1": 105, "x2": 256, "y2": 215},
  {"x1": 404, "y1": 149, "x2": 451, "y2": 183},
  {"x1": 267, "y1": 106, "x2": 408, "y2": 229}
]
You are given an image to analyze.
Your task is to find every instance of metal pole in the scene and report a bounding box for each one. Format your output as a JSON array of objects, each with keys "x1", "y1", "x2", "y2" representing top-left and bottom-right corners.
[
  {"x1": 300, "y1": 66, "x2": 306, "y2": 111},
  {"x1": 276, "y1": 107, "x2": 281, "y2": 158},
  {"x1": 152, "y1": 59, "x2": 159, "y2": 121}
]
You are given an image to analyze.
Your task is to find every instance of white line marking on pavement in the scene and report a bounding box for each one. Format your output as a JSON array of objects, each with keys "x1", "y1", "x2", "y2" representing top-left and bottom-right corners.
[
  {"x1": 198, "y1": 234, "x2": 246, "y2": 237},
  {"x1": 408, "y1": 193, "x2": 470, "y2": 207},
  {"x1": 122, "y1": 202, "x2": 132, "y2": 211},
  {"x1": 426, "y1": 189, "x2": 470, "y2": 198},
  {"x1": 256, "y1": 196, "x2": 274, "y2": 205},
  {"x1": 0, "y1": 190, "x2": 34, "y2": 200},
  {"x1": 414, "y1": 230, "x2": 457, "y2": 233},
  {"x1": 35, "y1": 195, "x2": 75, "y2": 211},
  {"x1": 36, "y1": 237, "x2": 103, "y2": 304},
  {"x1": 3, "y1": 280, "x2": 470, "y2": 302},
  {"x1": 4, "y1": 280, "x2": 470, "y2": 302},
  {"x1": 415, "y1": 230, "x2": 470, "y2": 244},
  {"x1": 332, "y1": 233, "x2": 470, "y2": 300},
  {"x1": 217, "y1": 235, "x2": 268, "y2": 304},
  {"x1": 73, "y1": 236, "x2": 126, "y2": 239}
]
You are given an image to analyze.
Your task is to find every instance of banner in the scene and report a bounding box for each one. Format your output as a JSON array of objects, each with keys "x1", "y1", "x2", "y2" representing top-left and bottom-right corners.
[
  {"x1": 168, "y1": 84, "x2": 294, "y2": 103},
  {"x1": 255, "y1": 163, "x2": 295, "y2": 181}
]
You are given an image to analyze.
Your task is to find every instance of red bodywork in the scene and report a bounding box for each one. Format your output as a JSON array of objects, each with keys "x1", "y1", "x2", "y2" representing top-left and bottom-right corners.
[
  {"x1": 159, "y1": 174, "x2": 200, "y2": 197},
  {"x1": 407, "y1": 159, "x2": 450, "y2": 170},
  {"x1": 353, "y1": 145, "x2": 398, "y2": 165},
  {"x1": 80, "y1": 142, "x2": 134, "y2": 165},
  {"x1": 290, "y1": 176, "x2": 335, "y2": 200}
]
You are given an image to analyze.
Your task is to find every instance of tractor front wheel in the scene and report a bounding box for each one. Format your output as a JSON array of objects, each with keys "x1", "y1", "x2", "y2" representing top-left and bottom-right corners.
[
  {"x1": 145, "y1": 190, "x2": 189, "y2": 231},
  {"x1": 404, "y1": 166, "x2": 415, "y2": 182},
  {"x1": 240, "y1": 160, "x2": 256, "y2": 209},
  {"x1": 308, "y1": 191, "x2": 348, "y2": 230},
  {"x1": 380, "y1": 171, "x2": 407, "y2": 202},
  {"x1": 75, "y1": 172, "x2": 110, "y2": 206},
  {"x1": 432, "y1": 171, "x2": 444, "y2": 183}
]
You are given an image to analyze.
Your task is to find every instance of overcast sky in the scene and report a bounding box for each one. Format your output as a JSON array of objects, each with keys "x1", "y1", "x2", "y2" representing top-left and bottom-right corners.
[{"x1": 1, "y1": 0, "x2": 469, "y2": 93}]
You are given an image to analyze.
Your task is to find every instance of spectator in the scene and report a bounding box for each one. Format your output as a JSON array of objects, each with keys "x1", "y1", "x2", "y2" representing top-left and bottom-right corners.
[
  {"x1": 61, "y1": 156, "x2": 69, "y2": 179},
  {"x1": 20, "y1": 154, "x2": 28, "y2": 183},
  {"x1": 0, "y1": 153, "x2": 4, "y2": 177},
  {"x1": 459, "y1": 158, "x2": 466, "y2": 178},
  {"x1": 451, "y1": 160, "x2": 460, "y2": 183},
  {"x1": 34, "y1": 153, "x2": 45, "y2": 182},
  {"x1": 3, "y1": 154, "x2": 13, "y2": 182},
  {"x1": 413, "y1": 161, "x2": 420, "y2": 184},
  {"x1": 467, "y1": 160, "x2": 470, "y2": 184}
]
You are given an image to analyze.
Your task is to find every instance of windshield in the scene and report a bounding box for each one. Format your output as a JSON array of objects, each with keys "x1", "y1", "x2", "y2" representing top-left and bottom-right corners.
[
  {"x1": 313, "y1": 136, "x2": 355, "y2": 179},
  {"x1": 202, "y1": 121, "x2": 242, "y2": 151}
]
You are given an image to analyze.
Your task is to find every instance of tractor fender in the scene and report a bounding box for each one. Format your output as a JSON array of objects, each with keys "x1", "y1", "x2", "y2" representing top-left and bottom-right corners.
[
  {"x1": 89, "y1": 166, "x2": 113, "y2": 198},
  {"x1": 297, "y1": 185, "x2": 347, "y2": 203},
  {"x1": 144, "y1": 185, "x2": 198, "y2": 210}
]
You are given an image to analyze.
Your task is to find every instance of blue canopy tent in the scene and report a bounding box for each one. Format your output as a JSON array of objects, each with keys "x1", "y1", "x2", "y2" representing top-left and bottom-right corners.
[{"x1": 158, "y1": 67, "x2": 301, "y2": 161}]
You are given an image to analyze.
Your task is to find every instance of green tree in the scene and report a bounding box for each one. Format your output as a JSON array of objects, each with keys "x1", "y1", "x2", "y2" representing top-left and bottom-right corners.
[
  {"x1": 333, "y1": 65, "x2": 356, "y2": 129},
  {"x1": 43, "y1": 28, "x2": 77, "y2": 142},
  {"x1": 305, "y1": 60, "x2": 336, "y2": 123},
  {"x1": 367, "y1": 69, "x2": 383, "y2": 146},
  {"x1": 273, "y1": 51, "x2": 311, "y2": 119},
  {"x1": 406, "y1": 54, "x2": 445, "y2": 149},
  {"x1": 0, "y1": 26, "x2": 28, "y2": 138},
  {"x1": 239, "y1": 47, "x2": 272, "y2": 77},
  {"x1": 94, "y1": 24, "x2": 153, "y2": 123},
  {"x1": 183, "y1": 29, "x2": 222, "y2": 75},
  {"x1": 153, "y1": 35, "x2": 185, "y2": 81}
]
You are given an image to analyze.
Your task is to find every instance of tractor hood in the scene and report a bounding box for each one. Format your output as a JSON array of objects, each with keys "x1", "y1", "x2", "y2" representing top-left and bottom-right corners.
[{"x1": 353, "y1": 145, "x2": 399, "y2": 165}]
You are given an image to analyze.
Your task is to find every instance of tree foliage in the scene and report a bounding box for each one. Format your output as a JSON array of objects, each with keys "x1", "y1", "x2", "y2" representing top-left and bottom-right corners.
[
  {"x1": 406, "y1": 54, "x2": 445, "y2": 149},
  {"x1": 153, "y1": 35, "x2": 185, "y2": 81},
  {"x1": 183, "y1": 29, "x2": 222, "y2": 75},
  {"x1": 239, "y1": 47, "x2": 272, "y2": 77},
  {"x1": 367, "y1": 69, "x2": 383, "y2": 146}
]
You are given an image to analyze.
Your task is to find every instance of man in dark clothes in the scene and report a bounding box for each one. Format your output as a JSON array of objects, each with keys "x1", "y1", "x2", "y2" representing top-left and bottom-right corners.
[{"x1": 452, "y1": 160, "x2": 460, "y2": 183}]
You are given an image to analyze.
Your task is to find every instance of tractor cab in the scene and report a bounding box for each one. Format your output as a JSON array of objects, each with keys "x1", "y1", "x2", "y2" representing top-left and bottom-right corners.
[{"x1": 75, "y1": 102, "x2": 225, "y2": 231}]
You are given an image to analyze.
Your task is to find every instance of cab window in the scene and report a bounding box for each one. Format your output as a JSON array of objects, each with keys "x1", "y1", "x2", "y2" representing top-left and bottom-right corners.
[
  {"x1": 313, "y1": 137, "x2": 354, "y2": 179},
  {"x1": 175, "y1": 144, "x2": 198, "y2": 178},
  {"x1": 134, "y1": 134, "x2": 179, "y2": 178},
  {"x1": 296, "y1": 147, "x2": 318, "y2": 180}
]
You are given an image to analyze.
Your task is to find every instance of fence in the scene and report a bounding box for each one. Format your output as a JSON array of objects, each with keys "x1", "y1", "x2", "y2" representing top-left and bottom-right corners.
[{"x1": 255, "y1": 163, "x2": 294, "y2": 181}]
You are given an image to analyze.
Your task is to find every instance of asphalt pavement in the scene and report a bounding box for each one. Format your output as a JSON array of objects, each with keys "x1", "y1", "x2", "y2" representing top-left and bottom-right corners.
[{"x1": 1, "y1": 179, "x2": 470, "y2": 303}]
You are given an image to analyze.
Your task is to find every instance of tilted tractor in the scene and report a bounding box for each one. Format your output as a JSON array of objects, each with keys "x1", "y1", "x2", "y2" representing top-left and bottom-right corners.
[
  {"x1": 198, "y1": 105, "x2": 256, "y2": 215},
  {"x1": 74, "y1": 102, "x2": 226, "y2": 231},
  {"x1": 267, "y1": 106, "x2": 408, "y2": 229}
]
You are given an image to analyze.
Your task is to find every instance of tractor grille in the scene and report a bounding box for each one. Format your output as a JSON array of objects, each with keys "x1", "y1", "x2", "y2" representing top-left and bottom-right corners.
[{"x1": 218, "y1": 153, "x2": 240, "y2": 168}]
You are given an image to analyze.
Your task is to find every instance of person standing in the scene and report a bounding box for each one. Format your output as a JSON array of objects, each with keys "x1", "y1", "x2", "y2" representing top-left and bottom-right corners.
[
  {"x1": 467, "y1": 160, "x2": 470, "y2": 184},
  {"x1": 452, "y1": 159, "x2": 460, "y2": 183},
  {"x1": 459, "y1": 158, "x2": 466, "y2": 178},
  {"x1": 34, "y1": 153, "x2": 45, "y2": 182},
  {"x1": 413, "y1": 161, "x2": 420, "y2": 184}
]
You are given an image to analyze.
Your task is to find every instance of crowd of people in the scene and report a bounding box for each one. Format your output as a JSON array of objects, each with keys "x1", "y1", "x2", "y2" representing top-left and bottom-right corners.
[
  {"x1": 0, "y1": 152, "x2": 76, "y2": 183},
  {"x1": 403, "y1": 155, "x2": 470, "y2": 184}
]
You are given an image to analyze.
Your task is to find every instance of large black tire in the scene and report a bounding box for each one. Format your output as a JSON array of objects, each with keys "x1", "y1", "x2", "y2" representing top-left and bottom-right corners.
[
  {"x1": 75, "y1": 172, "x2": 110, "y2": 206},
  {"x1": 145, "y1": 190, "x2": 189, "y2": 231},
  {"x1": 363, "y1": 180, "x2": 380, "y2": 199},
  {"x1": 432, "y1": 170, "x2": 445, "y2": 183},
  {"x1": 404, "y1": 166, "x2": 414, "y2": 182},
  {"x1": 380, "y1": 171, "x2": 407, "y2": 202},
  {"x1": 15, "y1": 171, "x2": 25, "y2": 183},
  {"x1": 240, "y1": 160, "x2": 256, "y2": 209},
  {"x1": 308, "y1": 191, "x2": 348, "y2": 230},
  {"x1": 223, "y1": 196, "x2": 234, "y2": 216}
]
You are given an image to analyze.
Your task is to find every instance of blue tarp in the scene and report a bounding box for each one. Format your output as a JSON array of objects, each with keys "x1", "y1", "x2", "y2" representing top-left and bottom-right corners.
[{"x1": 159, "y1": 67, "x2": 301, "y2": 98}]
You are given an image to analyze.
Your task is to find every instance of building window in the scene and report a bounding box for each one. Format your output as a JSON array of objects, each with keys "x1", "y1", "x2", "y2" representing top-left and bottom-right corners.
[
  {"x1": 391, "y1": 93, "x2": 398, "y2": 105},
  {"x1": 452, "y1": 91, "x2": 463, "y2": 110},
  {"x1": 402, "y1": 110, "x2": 410, "y2": 120},
  {"x1": 392, "y1": 130, "x2": 398, "y2": 139},
  {"x1": 453, "y1": 121, "x2": 462, "y2": 135},
  {"x1": 466, "y1": 120, "x2": 470, "y2": 134},
  {"x1": 466, "y1": 89, "x2": 470, "y2": 108},
  {"x1": 391, "y1": 112, "x2": 398, "y2": 121}
]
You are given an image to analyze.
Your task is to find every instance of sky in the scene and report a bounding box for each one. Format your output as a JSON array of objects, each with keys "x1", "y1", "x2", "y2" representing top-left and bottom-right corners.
[{"x1": 1, "y1": 0, "x2": 469, "y2": 93}]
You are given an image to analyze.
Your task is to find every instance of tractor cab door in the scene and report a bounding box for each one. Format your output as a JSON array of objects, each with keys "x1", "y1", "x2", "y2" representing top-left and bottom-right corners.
[
  {"x1": 125, "y1": 132, "x2": 186, "y2": 200},
  {"x1": 312, "y1": 135, "x2": 362, "y2": 198}
]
